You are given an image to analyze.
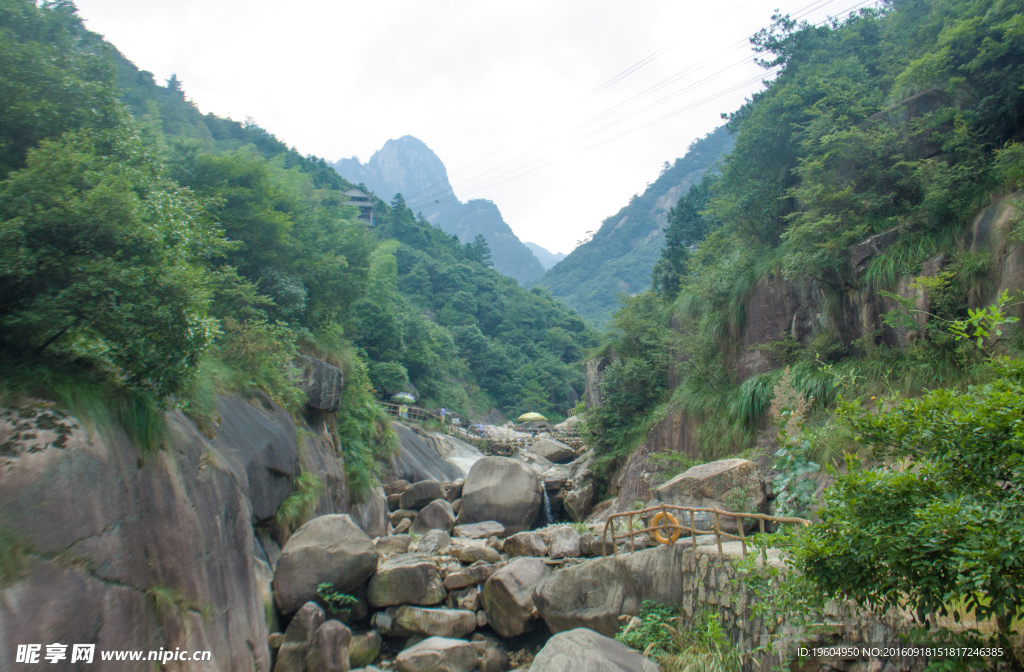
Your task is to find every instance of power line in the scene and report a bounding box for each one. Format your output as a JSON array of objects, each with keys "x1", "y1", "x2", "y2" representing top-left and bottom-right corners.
[{"x1": 403, "y1": 0, "x2": 885, "y2": 212}]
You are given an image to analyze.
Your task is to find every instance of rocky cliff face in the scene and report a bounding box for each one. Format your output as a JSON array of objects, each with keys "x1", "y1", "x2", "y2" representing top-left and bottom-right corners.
[
  {"x1": 333, "y1": 136, "x2": 546, "y2": 284},
  {"x1": 591, "y1": 195, "x2": 1023, "y2": 499},
  {"x1": 0, "y1": 387, "x2": 367, "y2": 671}
]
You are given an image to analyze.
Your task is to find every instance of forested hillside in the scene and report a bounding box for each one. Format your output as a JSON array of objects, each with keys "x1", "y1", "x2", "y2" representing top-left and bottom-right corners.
[
  {"x1": 333, "y1": 136, "x2": 547, "y2": 284},
  {"x1": 586, "y1": 0, "x2": 1024, "y2": 481},
  {"x1": 0, "y1": 0, "x2": 594, "y2": 484},
  {"x1": 534, "y1": 125, "x2": 734, "y2": 326}
]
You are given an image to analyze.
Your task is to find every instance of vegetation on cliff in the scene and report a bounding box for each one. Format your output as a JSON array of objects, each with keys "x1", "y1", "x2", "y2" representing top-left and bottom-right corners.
[
  {"x1": 0, "y1": 0, "x2": 594, "y2": 487},
  {"x1": 589, "y1": 0, "x2": 1024, "y2": 654},
  {"x1": 586, "y1": 0, "x2": 1024, "y2": 476}
]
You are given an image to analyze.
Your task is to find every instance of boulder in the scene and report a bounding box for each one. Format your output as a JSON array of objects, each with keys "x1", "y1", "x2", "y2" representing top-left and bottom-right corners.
[
  {"x1": 349, "y1": 630, "x2": 382, "y2": 669},
  {"x1": 453, "y1": 521, "x2": 505, "y2": 539},
  {"x1": 274, "y1": 601, "x2": 324, "y2": 672},
  {"x1": 563, "y1": 485, "x2": 594, "y2": 523},
  {"x1": 390, "y1": 509, "x2": 418, "y2": 526},
  {"x1": 273, "y1": 515, "x2": 378, "y2": 616},
  {"x1": 400, "y1": 479, "x2": 446, "y2": 510},
  {"x1": 457, "y1": 546, "x2": 500, "y2": 564},
  {"x1": 446, "y1": 586, "x2": 481, "y2": 612},
  {"x1": 540, "y1": 465, "x2": 570, "y2": 491},
  {"x1": 446, "y1": 479, "x2": 464, "y2": 503},
  {"x1": 387, "y1": 493, "x2": 403, "y2": 511},
  {"x1": 547, "y1": 527, "x2": 581, "y2": 560},
  {"x1": 503, "y1": 531, "x2": 547, "y2": 557},
  {"x1": 305, "y1": 620, "x2": 352, "y2": 672},
  {"x1": 656, "y1": 458, "x2": 766, "y2": 531},
  {"x1": 457, "y1": 457, "x2": 541, "y2": 534},
  {"x1": 394, "y1": 518, "x2": 412, "y2": 535},
  {"x1": 528, "y1": 628, "x2": 659, "y2": 672},
  {"x1": 351, "y1": 485, "x2": 388, "y2": 539},
  {"x1": 375, "y1": 606, "x2": 477, "y2": 638},
  {"x1": 529, "y1": 438, "x2": 576, "y2": 464},
  {"x1": 533, "y1": 544, "x2": 687, "y2": 636},
  {"x1": 294, "y1": 355, "x2": 344, "y2": 412},
  {"x1": 511, "y1": 449, "x2": 555, "y2": 477},
  {"x1": 396, "y1": 637, "x2": 479, "y2": 672},
  {"x1": 579, "y1": 532, "x2": 615, "y2": 557},
  {"x1": 444, "y1": 565, "x2": 495, "y2": 591},
  {"x1": 473, "y1": 639, "x2": 507, "y2": 672},
  {"x1": 410, "y1": 499, "x2": 456, "y2": 534},
  {"x1": 384, "y1": 480, "x2": 411, "y2": 496},
  {"x1": 481, "y1": 558, "x2": 552, "y2": 638},
  {"x1": 451, "y1": 499, "x2": 462, "y2": 515},
  {"x1": 367, "y1": 554, "x2": 446, "y2": 607},
  {"x1": 411, "y1": 529, "x2": 452, "y2": 556},
  {"x1": 374, "y1": 535, "x2": 412, "y2": 555}
]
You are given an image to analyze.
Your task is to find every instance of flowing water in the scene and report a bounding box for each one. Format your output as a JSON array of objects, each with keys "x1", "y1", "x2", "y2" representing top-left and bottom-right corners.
[{"x1": 542, "y1": 488, "x2": 554, "y2": 526}]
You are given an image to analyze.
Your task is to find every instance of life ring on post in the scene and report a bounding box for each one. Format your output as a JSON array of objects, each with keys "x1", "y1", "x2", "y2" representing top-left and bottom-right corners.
[{"x1": 651, "y1": 511, "x2": 681, "y2": 545}]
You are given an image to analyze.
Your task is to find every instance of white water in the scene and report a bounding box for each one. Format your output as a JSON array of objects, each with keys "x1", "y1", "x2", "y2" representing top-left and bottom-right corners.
[{"x1": 542, "y1": 488, "x2": 554, "y2": 525}]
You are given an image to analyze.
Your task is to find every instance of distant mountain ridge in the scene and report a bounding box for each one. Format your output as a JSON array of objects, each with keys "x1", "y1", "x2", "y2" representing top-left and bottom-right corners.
[
  {"x1": 524, "y1": 242, "x2": 565, "y2": 270},
  {"x1": 333, "y1": 136, "x2": 546, "y2": 284},
  {"x1": 534, "y1": 126, "x2": 735, "y2": 327}
]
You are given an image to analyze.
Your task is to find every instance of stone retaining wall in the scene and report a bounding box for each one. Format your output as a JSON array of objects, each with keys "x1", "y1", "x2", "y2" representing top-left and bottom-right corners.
[{"x1": 678, "y1": 548, "x2": 913, "y2": 672}]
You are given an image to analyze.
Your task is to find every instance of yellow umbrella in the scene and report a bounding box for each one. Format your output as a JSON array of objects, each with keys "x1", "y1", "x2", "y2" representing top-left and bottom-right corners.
[{"x1": 517, "y1": 412, "x2": 547, "y2": 422}]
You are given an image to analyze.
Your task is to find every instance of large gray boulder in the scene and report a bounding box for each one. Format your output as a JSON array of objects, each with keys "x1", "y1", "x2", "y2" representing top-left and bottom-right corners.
[
  {"x1": 294, "y1": 355, "x2": 344, "y2": 412},
  {"x1": 367, "y1": 554, "x2": 446, "y2": 607},
  {"x1": 273, "y1": 515, "x2": 379, "y2": 616},
  {"x1": 400, "y1": 479, "x2": 446, "y2": 510},
  {"x1": 563, "y1": 455, "x2": 596, "y2": 522},
  {"x1": 503, "y1": 531, "x2": 548, "y2": 557},
  {"x1": 481, "y1": 558, "x2": 552, "y2": 638},
  {"x1": 305, "y1": 620, "x2": 352, "y2": 672},
  {"x1": 533, "y1": 544, "x2": 687, "y2": 636},
  {"x1": 411, "y1": 529, "x2": 452, "y2": 555},
  {"x1": 529, "y1": 628, "x2": 659, "y2": 672},
  {"x1": 349, "y1": 630, "x2": 382, "y2": 669},
  {"x1": 457, "y1": 546, "x2": 500, "y2": 564},
  {"x1": 351, "y1": 485, "x2": 389, "y2": 539},
  {"x1": 375, "y1": 534, "x2": 412, "y2": 555},
  {"x1": 457, "y1": 457, "x2": 542, "y2": 534},
  {"x1": 548, "y1": 526, "x2": 581, "y2": 560},
  {"x1": 274, "y1": 601, "x2": 325, "y2": 672},
  {"x1": 529, "y1": 438, "x2": 576, "y2": 464},
  {"x1": 453, "y1": 521, "x2": 505, "y2": 539},
  {"x1": 410, "y1": 499, "x2": 456, "y2": 534},
  {"x1": 396, "y1": 637, "x2": 479, "y2": 672},
  {"x1": 373, "y1": 606, "x2": 477, "y2": 638},
  {"x1": 656, "y1": 458, "x2": 766, "y2": 516}
]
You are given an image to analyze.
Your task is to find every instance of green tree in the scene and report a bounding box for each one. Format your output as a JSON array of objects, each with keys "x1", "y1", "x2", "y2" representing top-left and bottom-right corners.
[
  {"x1": 464, "y1": 234, "x2": 493, "y2": 267},
  {"x1": 793, "y1": 356, "x2": 1024, "y2": 639},
  {"x1": 0, "y1": 127, "x2": 225, "y2": 399},
  {"x1": 0, "y1": 0, "x2": 121, "y2": 179}
]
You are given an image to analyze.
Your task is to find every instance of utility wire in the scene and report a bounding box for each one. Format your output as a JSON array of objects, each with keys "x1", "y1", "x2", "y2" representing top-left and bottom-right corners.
[{"x1": 403, "y1": 0, "x2": 884, "y2": 211}]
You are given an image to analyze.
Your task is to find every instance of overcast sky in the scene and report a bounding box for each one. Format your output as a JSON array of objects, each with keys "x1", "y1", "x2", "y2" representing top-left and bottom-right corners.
[{"x1": 74, "y1": 0, "x2": 879, "y2": 254}]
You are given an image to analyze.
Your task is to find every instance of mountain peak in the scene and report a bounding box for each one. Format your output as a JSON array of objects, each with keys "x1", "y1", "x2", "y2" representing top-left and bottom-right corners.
[{"x1": 332, "y1": 136, "x2": 545, "y2": 284}]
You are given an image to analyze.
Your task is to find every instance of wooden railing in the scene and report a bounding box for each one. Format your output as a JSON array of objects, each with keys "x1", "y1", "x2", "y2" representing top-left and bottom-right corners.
[
  {"x1": 377, "y1": 401, "x2": 443, "y2": 424},
  {"x1": 602, "y1": 503, "x2": 810, "y2": 564}
]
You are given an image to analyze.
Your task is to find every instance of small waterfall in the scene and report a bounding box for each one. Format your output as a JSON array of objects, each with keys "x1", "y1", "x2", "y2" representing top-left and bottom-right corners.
[{"x1": 542, "y1": 488, "x2": 554, "y2": 526}]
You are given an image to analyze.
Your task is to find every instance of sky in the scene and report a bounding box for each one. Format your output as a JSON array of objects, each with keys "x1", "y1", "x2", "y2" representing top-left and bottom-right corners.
[{"x1": 74, "y1": 0, "x2": 881, "y2": 255}]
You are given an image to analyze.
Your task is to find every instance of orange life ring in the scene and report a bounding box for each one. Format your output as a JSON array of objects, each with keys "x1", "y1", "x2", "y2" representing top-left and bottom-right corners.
[{"x1": 651, "y1": 511, "x2": 681, "y2": 545}]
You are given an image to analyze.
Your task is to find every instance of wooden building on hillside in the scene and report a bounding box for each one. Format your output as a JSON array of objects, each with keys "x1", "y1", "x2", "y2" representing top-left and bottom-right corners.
[{"x1": 344, "y1": 188, "x2": 374, "y2": 225}]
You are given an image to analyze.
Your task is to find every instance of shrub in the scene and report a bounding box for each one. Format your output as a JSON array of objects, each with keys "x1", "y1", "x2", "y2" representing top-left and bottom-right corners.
[{"x1": 275, "y1": 471, "x2": 324, "y2": 535}]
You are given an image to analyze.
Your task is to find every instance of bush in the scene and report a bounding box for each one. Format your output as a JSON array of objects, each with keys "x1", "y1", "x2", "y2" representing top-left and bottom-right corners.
[{"x1": 275, "y1": 471, "x2": 324, "y2": 536}]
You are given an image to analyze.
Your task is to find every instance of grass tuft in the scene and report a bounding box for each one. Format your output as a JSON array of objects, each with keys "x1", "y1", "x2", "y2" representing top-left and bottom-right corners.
[{"x1": 276, "y1": 471, "x2": 325, "y2": 535}]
